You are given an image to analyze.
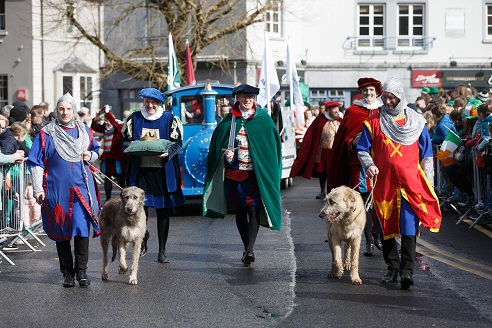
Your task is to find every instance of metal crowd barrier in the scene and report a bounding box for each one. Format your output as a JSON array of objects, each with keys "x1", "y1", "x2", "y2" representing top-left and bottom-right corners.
[
  {"x1": 0, "y1": 160, "x2": 45, "y2": 265},
  {"x1": 433, "y1": 142, "x2": 491, "y2": 228},
  {"x1": 456, "y1": 147, "x2": 492, "y2": 228},
  {"x1": 433, "y1": 145, "x2": 465, "y2": 214}
]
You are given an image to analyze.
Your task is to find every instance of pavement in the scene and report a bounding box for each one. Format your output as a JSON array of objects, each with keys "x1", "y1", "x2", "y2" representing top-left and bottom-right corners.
[{"x1": 0, "y1": 178, "x2": 491, "y2": 327}]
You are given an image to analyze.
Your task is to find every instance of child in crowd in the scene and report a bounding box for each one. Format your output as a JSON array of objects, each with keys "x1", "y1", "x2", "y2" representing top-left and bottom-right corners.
[
  {"x1": 431, "y1": 104, "x2": 458, "y2": 145},
  {"x1": 0, "y1": 115, "x2": 19, "y2": 155},
  {"x1": 29, "y1": 105, "x2": 44, "y2": 140},
  {"x1": 24, "y1": 181, "x2": 41, "y2": 226},
  {"x1": 10, "y1": 122, "x2": 31, "y2": 156}
]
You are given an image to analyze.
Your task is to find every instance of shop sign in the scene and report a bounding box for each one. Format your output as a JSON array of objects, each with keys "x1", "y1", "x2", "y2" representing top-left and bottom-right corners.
[
  {"x1": 411, "y1": 70, "x2": 442, "y2": 87},
  {"x1": 16, "y1": 89, "x2": 28, "y2": 101},
  {"x1": 441, "y1": 70, "x2": 492, "y2": 88}
]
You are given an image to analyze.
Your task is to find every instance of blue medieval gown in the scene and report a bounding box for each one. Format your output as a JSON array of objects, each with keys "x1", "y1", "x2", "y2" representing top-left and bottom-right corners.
[{"x1": 27, "y1": 125, "x2": 101, "y2": 242}]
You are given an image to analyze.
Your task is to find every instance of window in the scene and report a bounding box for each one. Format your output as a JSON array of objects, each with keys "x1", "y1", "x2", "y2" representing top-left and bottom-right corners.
[
  {"x1": 309, "y1": 89, "x2": 343, "y2": 102},
  {"x1": 0, "y1": 0, "x2": 5, "y2": 31},
  {"x1": 357, "y1": 4, "x2": 385, "y2": 48},
  {"x1": 486, "y1": 4, "x2": 492, "y2": 40},
  {"x1": 265, "y1": 1, "x2": 282, "y2": 37},
  {"x1": 329, "y1": 90, "x2": 344, "y2": 98},
  {"x1": 80, "y1": 76, "x2": 93, "y2": 109},
  {"x1": 398, "y1": 4, "x2": 424, "y2": 47},
  {"x1": 180, "y1": 95, "x2": 204, "y2": 125},
  {"x1": 63, "y1": 76, "x2": 73, "y2": 95},
  {"x1": 120, "y1": 89, "x2": 141, "y2": 112},
  {"x1": 0, "y1": 74, "x2": 7, "y2": 108},
  {"x1": 310, "y1": 90, "x2": 327, "y2": 99}
]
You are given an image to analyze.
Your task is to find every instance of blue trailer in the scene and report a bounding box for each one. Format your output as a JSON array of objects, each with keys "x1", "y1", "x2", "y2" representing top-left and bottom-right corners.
[{"x1": 164, "y1": 83, "x2": 295, "y2": 198}]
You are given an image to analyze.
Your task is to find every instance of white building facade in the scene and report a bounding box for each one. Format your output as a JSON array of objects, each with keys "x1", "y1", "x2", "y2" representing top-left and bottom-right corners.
[
  {"x1": 0, "y1": 0, "x2": 102, "y2": 114},
  {"x1": 245, "y1": 0, "x2": 492, "y2": 107}
]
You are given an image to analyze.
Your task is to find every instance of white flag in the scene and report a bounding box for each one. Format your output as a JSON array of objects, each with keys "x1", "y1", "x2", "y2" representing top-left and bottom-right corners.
[
  {"x1": 257, "y1": 38, "x2": 280, "y2": 109},
  {"x1": 286, "y1": 40, "x2": 305, "y2": 126},
  {"x1": 167, "y1": 34, "x2": 181, "y2": 91}
]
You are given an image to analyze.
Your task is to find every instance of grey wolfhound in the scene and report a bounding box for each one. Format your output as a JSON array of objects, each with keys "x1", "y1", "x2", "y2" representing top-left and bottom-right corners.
[{"x1": 100, "y1": 186, "x2": 146, "y2": 285}]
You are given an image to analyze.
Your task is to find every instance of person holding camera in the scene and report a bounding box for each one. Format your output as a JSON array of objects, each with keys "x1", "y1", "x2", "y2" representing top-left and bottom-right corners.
[{"x1": 91, "y1": 105, "x2": 126, "y2": 201}]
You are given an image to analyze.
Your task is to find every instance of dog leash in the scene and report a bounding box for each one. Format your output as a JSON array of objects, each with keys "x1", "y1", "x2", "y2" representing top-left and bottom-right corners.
[
  {"x1": 364, "y1": 176, "x2": 377, "y2": 212},
  {"x1": 81, "y1": 157, "x2": 99, "y2": 224},
  {"x1": 351, "y1": 175, "x2": 378, "y2": 212},
  {"x1": 85, "y1": 161, "x2": 124, "y2": 190}
]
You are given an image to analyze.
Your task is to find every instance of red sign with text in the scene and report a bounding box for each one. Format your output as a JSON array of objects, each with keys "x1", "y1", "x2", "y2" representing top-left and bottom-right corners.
[
  {"x1": 16, "y1": 89, "x2": 28, "y2": 101},
  {"x1": 411, "y1": 70, "x2": 442, "y2": 87}
]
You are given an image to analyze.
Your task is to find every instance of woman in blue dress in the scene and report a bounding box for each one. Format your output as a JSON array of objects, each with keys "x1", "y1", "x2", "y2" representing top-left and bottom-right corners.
[{"x1": 27, "y1": 93, "x2": 101, "y2": 288}]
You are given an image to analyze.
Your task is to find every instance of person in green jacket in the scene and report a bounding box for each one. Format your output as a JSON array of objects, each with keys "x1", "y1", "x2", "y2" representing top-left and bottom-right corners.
[{"x1": 203, "y1": 84, "x2": 282, "y2": 266}]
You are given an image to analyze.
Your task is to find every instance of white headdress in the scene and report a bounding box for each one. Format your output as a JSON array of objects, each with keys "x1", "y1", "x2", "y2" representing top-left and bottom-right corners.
[{"x1": 56, "y1": 93, "x2": 78, "y2": 113}]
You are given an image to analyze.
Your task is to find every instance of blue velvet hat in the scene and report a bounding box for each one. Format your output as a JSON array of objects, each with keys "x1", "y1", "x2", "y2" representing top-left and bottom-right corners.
[{"x1": 140, "y1": 88, "x2": 165, "y2": 103}]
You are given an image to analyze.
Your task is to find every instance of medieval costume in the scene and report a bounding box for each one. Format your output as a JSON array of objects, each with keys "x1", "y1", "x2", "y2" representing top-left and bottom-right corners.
[
  {"x1": 290, "y1": 101, "x2": 341, "y2": 199},
  {"x1": 203, "y1": 84, "x2": 282, "y2": 265},
  {"x1": 328, "y1": 98, "x2": 380, "y2": 192},
  {"x1": 356, "y1": 77, "x2": 441, "y2": 289},
  {"x1": 28, "y1": 93, "x2": 101, "y2": 288},
  {"x1": 327, "y1": 77, "x2": 383, "y2": 256},
  {"x1": 122, "y1": 88, "x2": 185, "y2": 263}
]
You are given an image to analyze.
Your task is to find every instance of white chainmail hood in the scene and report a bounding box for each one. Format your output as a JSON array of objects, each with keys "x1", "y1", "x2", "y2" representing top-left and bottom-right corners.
[
  {"x1": 57, "y1": 92, "x2": 78, "y2": 113},
  {"x1": 380, "y1": 77, "x2": 425, "y2": 145}
]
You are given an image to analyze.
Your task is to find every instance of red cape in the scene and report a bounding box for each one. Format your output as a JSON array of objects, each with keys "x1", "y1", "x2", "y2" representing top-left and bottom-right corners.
[
  {"x1": 290, "y1": 115, "x2": 329, "y2": 179},
  {"x1": 326, "y1": 104, "x2": 378, "y2": 190}
]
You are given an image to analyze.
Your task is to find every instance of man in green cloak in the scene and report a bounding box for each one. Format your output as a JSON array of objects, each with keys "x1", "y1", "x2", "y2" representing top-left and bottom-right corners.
[{"x1": 203, "y1": 84, "x2": 282, "y2": 265}]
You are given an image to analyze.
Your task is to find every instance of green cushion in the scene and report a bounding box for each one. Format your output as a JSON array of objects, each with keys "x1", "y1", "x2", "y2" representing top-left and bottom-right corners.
[{"x1": 123, "y1": 139, "x2": 174, "y2": 156}]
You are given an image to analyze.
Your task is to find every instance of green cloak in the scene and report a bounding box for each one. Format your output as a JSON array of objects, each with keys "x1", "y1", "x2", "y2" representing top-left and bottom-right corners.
[{"x1": 202, "y1": 108, "x2": 282, "y2": 230}]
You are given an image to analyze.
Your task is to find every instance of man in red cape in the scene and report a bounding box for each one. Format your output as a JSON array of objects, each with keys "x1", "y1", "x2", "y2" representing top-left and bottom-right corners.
[
  {"x1": 327, "y1": 78, "x2": 383, "y2": 255},
  {"x1": 290, "y1": 102, "x2": 342, "y2": 199}
]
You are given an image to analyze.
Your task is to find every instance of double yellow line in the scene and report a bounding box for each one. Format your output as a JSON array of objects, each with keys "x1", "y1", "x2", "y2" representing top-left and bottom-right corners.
[{"x1": 417, "y1": 236, "x2": 492, "y2": 280}]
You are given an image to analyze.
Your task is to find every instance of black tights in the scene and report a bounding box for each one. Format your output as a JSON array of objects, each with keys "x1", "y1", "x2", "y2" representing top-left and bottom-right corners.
[
  {"x1": 144, "y1": 206, "x2": 170, "y2": 252},
  {"x1": 318, "y1": 173, "x2": 327, "y2": 194},
  {"x1": 56, "y1": 236, "x2": 89, "y2": 275},
  {"x1": 235, "y1": 207, "x2": 261, "y2": 252}
]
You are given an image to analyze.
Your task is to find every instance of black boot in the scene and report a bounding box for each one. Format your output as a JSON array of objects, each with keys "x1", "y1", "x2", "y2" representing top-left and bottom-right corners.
[
  {"x1": 57, "y1": 241, "x2": 75, "y2": 287},
  {"x1": 76, "y1": 270, "x2": 90, "y2": 287},
  {"x1": 242, "y1": 251, "x2": 255, "y2": 265},
  {"x1": 62, "y1": 271, "x2": 75, "y2": 288},
  {"x1": 381, "y1": 267, "x2": 399, "y2": 283},
  {"x1": 140, "y1": 230, "x2": 149, "y2": 257},
  {"x1": 400, "y1": 235, "x2": 416, "y2": 290},
  {"x1": 400, "y1": 272, "x2": 414, "y2": 290}
]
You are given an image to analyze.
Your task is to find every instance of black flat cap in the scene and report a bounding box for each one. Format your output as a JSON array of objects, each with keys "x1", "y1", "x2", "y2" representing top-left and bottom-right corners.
[{"x1": 232, "y1": 84, "x2": 259, "y2": 96}]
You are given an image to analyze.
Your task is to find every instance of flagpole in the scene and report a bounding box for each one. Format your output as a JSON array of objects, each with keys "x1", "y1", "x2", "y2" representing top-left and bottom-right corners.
[
  {"x1": 287, "y1": 37, "x2": 294, "y2": 126},
  {"x1": 443, "y1": 125, "x2": 461, "y2": 139},
  {"x1": 264, "y1": 32, "x2": 271, "y2": 115}
]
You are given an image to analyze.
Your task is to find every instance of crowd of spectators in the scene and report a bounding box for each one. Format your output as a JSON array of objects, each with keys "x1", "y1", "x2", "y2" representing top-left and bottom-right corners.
[{"x1": 410, "y1": 85, "x2": 492, "y2": 223}]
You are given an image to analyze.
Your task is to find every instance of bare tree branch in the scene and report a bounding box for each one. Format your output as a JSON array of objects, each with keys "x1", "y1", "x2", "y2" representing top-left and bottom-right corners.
[{"x1": 46, "y1": 0, "x2": 283, "y2": 87}]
